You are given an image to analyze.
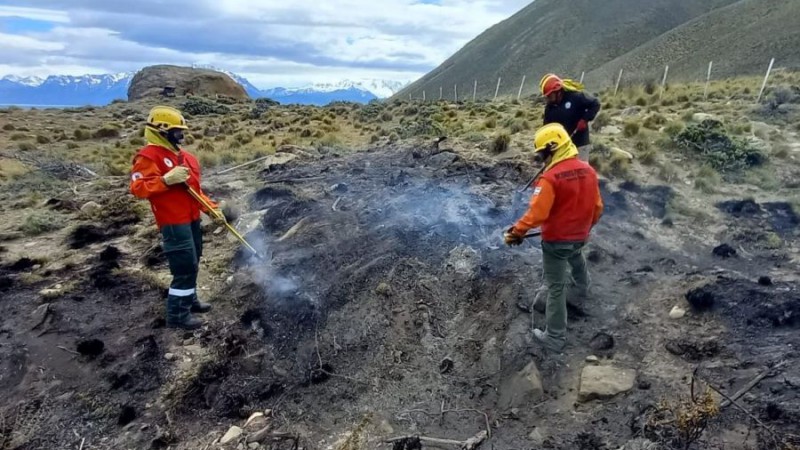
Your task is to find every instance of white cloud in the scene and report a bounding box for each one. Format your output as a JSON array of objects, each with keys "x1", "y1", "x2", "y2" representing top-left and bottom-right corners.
[
  {"x1": 0, "y1": 0, "x2": 532, "y2": 87},
  {"x1": 0, "y1": 5, "x2": 69, "y2": 22}
]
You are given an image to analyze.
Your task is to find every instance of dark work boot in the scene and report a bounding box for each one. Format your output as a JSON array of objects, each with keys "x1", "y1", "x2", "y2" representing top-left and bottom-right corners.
[
  {"x1": 190, "y1": 295, "x2": 212, "y2": 313},
  {"x1": 166, "y1": 296, "x2": 204, "y2": 330}
]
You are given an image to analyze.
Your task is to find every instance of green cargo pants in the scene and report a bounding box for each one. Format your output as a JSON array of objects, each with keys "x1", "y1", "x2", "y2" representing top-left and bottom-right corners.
[
  {"x1": 161, "y1": 220, "x2": 202, "y2": 325},
  {"x1": 539, "y1": 241, "x2": 589, "y2": 350}
]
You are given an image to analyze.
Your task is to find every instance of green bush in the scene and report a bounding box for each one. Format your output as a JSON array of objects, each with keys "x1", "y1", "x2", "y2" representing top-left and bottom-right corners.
[
  {"x1": 10, "y1": 133, "x2": 28, "y2": 141},
  {"x1": 182, "y1": 97, "x2": 230, "y2": 116},
  {"x1": 66, "y1": 141, "x2": 80, "y2": 149},
  {"x1": 35, "y1": 135, "x2": 50, "y2": 144},
  {"x1": 380, "y1": 111, "x2": 393, "y2": 122},
  {"x1": 664, "y1": 121, "x2": 685, "y2": 137},
  {"x1": 674, "y1": 120, "x2": 766, "y2": 172},
  {"x1": 2, "y1": 123, "x2": 14, "y2": 131},
  {"x1": 643, "y1": 114, "x2": 666, "y2": 130},
  {"x1": 635, "y1": 97, "x2": 648, "y2": 106},
  {"x1": 484, "y1": 117, "x2": 497, "y2": 129},
  {"x1": 508, "y1": 119, "x2": 529, "y2": 134}
]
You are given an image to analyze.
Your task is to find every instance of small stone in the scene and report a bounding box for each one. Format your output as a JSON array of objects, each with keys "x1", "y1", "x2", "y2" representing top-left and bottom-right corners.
[
  {"x1": 226, "y1": 181, "x2": 247, "y2": 191},
  {"x1": 579, "y1": 365, "x2": 636, "y2": 402},
  {"x1": 669, "y1": 306, "x2": 686, "y2": 319},
  {"x1": 329, "y1": 182, "x2": 348, "y2": 193},
  {"x1": 220, "y1": 426, "x2": 243, "y2": 444},
  {"x1": 164, "y1": 353, "x2": 176, "y2": 361},
  {"x1": 527, "y1": 428, "x2": 545, "y2": 445},
  {"x1": 244, "y1": 412, "x2": 267, "y2": 430},
  {"x1": 692, "y1": 113, "x2": 717, "y2": 122},
  {"x1": 80, "y1": 201, "x2": 102, "y2": 216},
  {"x1": 248, "y1": 443, "x2": 260, "y2": 450},
  {"x1": 586, "y1": 355, "x2": 600, "y2": 364},
  {"x1": 638, "y1": 379, "x2": 652, "y2": 390},
  {"x1": 600, "y1": 125, "x2": 622, "y2": 135},
  {"x1": 237, "y1": 443, "x2": 244, "y2": 450},
  {"x1": 32, "y1": 264, "x2": 41, "y2": 269},
  {"x1": 226, "y1": 275, "x2": 235, "y2": 285},
  {"x1": 758, "y1": 276, "x2": 773, "y2": 286},
  {"x1": 39, "y1": 288, "x2": 63, "y2": 299}
]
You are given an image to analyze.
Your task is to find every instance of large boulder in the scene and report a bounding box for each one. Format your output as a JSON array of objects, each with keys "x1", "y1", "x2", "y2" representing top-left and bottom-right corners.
[{"x1": 127, "y1": 65, "x2": 249, "y2": 101}]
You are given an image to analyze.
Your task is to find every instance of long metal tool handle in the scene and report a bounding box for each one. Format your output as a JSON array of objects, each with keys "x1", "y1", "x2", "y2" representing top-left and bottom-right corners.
[{"x1": 185, "y1": 185, "x2": 261, "y2": 258}]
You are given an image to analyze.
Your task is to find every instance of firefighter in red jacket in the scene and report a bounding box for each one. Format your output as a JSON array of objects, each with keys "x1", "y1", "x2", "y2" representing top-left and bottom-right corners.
[
  {"x1": 130, "y1": 106, "x2": 223, "y2": 330},
  {"x1": 505, "y1": 123, "x2": 604, "y2": 352}
]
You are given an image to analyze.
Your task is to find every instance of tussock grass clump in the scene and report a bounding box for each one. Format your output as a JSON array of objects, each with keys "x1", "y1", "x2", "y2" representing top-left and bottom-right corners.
[
  {"x1": 623, "y1": 122, "x2": 640, "y2": 137},
  {"x1": 11, "y1": 133, "x2": 28, "y2": 141},
  {"x1": 36, "y1": 135, "x2": 50, "y2": 144},
  {"x1": 694, "y1": 166, "x2": 721, "y2": 193},
  {"x1": 484, "y1": 117, "x2": 497, "y2": 129},
  {"x1": 20, "y1": 212, "x2": 66, "y2": 236},
  {"x1": 592, "y1": 112, "x2": 611, "y2": 130},
  {"x1": 2, "y1": 123, "x2": 14, "y2": 131},
  {"x1": 490, "y1": 133, "x2": 511, "y2": 154},
  {"x1": 17, "y1": 142, "x2": 36, "y2": 151},
  {"x1": 93, "y1": 125, "x2": 120, "y2": 139},
  {"x1": 643, "y1": 114, "x2": 666, "y2": 130}
]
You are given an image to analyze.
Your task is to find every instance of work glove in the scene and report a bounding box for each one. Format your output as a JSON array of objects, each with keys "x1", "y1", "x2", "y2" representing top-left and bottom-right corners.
[
  {"x1": 503, "y1": 226, "x2": 524, "y2": 246},
  {"x1": 162, "y1": 166, "x2": 190, "y2": 186},
  {"x1": 208, "y1": 208, "x2": 227, "y2": 224},
  {"x1": 576, "y1": 119, "x2": 588, "y2": 132}
]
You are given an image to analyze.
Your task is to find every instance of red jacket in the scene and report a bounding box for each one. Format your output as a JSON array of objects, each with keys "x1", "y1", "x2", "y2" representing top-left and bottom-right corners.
[
  {"x1": 513, "y1": 158, "x2": 603, "y2": 242},
  {"x1": 129, "y1": 145, "x2": 217, "y2": 228}
]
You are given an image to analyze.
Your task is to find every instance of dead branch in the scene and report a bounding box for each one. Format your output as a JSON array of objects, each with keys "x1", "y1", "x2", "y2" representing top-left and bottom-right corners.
[
  {"x1": 245, "y1": 424, "x2": 274, "y2": 443},
  {"x1": 215, "y1": 155, "x2": 272, "y2": 175},
  {"x1": 700, "y1": 376, "x2": 785, "y2": 445},
  {"x1": 721, "y1": 360, "x2": 788, "y2": 408},
  {"x1": 277, "y1": 217, "x2": 308, "y2": 242},
  {"x1": 57, "y1": 346, "x2": 80, "y2": 356},
  {"x1": 385, "y1": 430, "x2": 487, "y2": 449}
]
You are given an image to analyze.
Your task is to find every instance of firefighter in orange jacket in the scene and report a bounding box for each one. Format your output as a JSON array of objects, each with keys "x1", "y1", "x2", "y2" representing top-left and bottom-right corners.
[
  {"x1": 130, "y1": 106, "x2": 223, "y2": 330},
  {"x1": 504, "y1": 123, "x2": 604, "y2": 352}
]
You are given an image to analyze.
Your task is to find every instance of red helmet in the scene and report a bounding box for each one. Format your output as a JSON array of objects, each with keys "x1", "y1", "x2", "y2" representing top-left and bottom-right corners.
[{"x1": 539, "y1": 74, "x2": 563, "y2": 96}]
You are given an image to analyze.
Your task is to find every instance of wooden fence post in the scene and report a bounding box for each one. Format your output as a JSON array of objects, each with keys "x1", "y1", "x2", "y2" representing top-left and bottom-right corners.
[{"x1": 756, "y1": 58, "x2": 775, "y2": 103}]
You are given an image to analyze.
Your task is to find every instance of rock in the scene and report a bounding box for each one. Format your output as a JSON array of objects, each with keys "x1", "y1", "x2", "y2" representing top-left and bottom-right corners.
[
  {"x1": 427, "y1": 151, "x2": 459, "y2": 169},
  {"x1": 758, "y1": 276, "x2": 773, "y2": 286},
  {"x1": 610, "y1": 147, "x2": 634, "y2": 160},
  {"x1": 127, "y1": 65, "x2": 249, "y2": 101},
  {"x1": 244, "y1": 412, "x2": 267, "y2": 430},
  {"x1": 692, "y1": 113, "x2": 717, "y2": 122},
  {"x1": 527, "y1": 428, "x2": 545, "y2": 446},
  {"x1": 80, "y1": 201, "x2": 102, "y2": 216},
  {"x1": 498, "y1": 361, "x2": 544, "y2": 409},
  {"x1": 669, "y1": 306, "x2": 686, "y2": 319},
  {"x1": 589, "y1": 332, "x2": 615, "y2": 351},
  {"x1": 39, "y1": 287, "x2": 63, "y2": 299},
  {"x1": 235, "y1": 210, "x2": 267, "y2": 236},
  {"x1": 277, "y1": 144, "x2": 319, "y2": 159},
  {"x1": 164, "y1": 353, "x2": 176, "y2": 361},
  {"x1": 600, "y1": 125, "x2": 622, "y2": 135},
  {"x1": 263, "y1": 153, "x2": 298, "y2": 171},
  {"x1": 712, "y1": 244, "x2": 737, "y2": 258},
  {"x1": 248, "y1": 443, "x2": 260, "y2": 449},
  {"x1": 220, "y1": 426, "x2": 243, "y2": 444},
  {"x1": 686, "y1": 286, "x2": 715, "y2": 311},
  {"x1": 446, "y1": 245, "x2": 480, "y2": 279},
  {"x1": 579, "y1": 365, "x2": 636, "y2": 402},
  {"x1": 439, "y1": 357, "x2": 454, "y2": 374},
  {"x1": 586, "y1": 355, "x2": 600, "y2": 364},
  {"x1": 329, "y1": 182, "x2": 349, "y2": 193},
  {"x1": 620, "y1": 107, "x2": 642, "y2": 116}
]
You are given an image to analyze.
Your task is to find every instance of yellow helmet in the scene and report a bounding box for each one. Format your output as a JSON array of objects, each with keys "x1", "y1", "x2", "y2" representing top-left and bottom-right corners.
[
  {"x1": 533, "y1": 123, "x2": 571, "y2": 154},
  {"x1": 147, "y1": 105, "x2": 188, "y2": 131}
]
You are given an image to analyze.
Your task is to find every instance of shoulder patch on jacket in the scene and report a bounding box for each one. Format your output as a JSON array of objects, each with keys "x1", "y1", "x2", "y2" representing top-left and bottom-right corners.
[
  {"x1": 163, "y1": 158, "x2": 174, "y2": 168},
  {"x1": 131, "y1": 172, "x2": 143, "y2": 181},
  {"x1": 533, "y1": 186, "x2": 542, "y2": 195}
]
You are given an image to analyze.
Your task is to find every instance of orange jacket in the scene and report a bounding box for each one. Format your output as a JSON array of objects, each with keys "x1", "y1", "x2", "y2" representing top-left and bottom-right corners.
[
  {"x1": 513, "y1": 157, "x2": 603, "y2": 242},
  {"x1": 130, "y1": 145, "x2": 217, "y2": 228}
]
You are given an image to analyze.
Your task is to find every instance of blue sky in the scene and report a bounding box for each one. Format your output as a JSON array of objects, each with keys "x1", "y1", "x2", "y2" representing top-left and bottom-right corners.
[{"x1": 0, "y1": 1, "x2": 531, "y2": 88}]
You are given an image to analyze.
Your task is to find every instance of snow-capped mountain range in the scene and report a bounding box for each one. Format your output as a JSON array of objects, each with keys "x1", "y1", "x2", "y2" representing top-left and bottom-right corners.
[{"x1": 0, "y1": 67, "x2": 409, "y2": 107}]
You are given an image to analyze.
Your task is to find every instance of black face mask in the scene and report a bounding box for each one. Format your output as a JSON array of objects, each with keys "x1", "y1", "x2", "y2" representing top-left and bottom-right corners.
[
  {"x1": 165, "y1": 129, "x2": 185, "y2": 148},
  {"x1": 533, "y1": 143, "x2": 556, "y2": 164}
]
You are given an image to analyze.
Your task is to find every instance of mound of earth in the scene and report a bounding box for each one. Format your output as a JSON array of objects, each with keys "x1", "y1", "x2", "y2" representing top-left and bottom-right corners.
[{"x1": 127, "y1": 65, "x2": 249, "y2": 101}]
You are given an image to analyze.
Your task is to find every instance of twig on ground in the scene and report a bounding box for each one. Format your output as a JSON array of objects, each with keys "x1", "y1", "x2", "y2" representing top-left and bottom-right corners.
[
  {"x1": 699, "y1": 375, "x2": 785, "y2": 445},
  {"x1": 57, "y1": 346, "x2": 80, "y2": 356},
  {"x1": 79, "y1": 437, "x2": 85, "y2": 450},
  {"x1": 721, "y1": 360, "x2": 788, "y2": 408},
  {"x1": 332, "y1": 197, "x2": 342, "y2": 211},
  {"x1": 385, "y1": 430, "x2": 487, "y2": 449}
]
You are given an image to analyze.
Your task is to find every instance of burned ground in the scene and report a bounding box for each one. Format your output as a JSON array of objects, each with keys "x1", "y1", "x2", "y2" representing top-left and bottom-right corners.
[{"x1": 0, "y1": 140, "x2": 798, "y2": 450}]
